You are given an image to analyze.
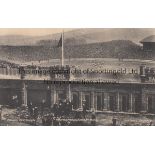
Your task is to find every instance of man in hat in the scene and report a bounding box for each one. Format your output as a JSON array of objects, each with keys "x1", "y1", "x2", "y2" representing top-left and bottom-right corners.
[
  {"x1": 41, "y1": 99, "x2": 46, "y2": 116},
  {"x1": 52, "y1": 102, "x2": 59, "y2": 118},
  {"x1": 112, "y1": 116, "x2": 117, "y2": 126},
  {"x1": 82, "y1": 99, "x2": 87, "y2": 119},
  {"x1": 0, "y1": 105, "x2": 2, "y2": 121},
  {"x1": 91, "y1": 110, "x2": 96, "y2": 126},
  {"x1": 28, "y1": 101, "x2": 33, "y2": 116},
  {"x1": 34, "y1": 107, "x2": 38, "y2": 125}
]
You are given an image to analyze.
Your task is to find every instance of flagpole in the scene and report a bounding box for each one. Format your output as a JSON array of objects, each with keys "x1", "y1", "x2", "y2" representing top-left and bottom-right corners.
[{"x1": 61, "y1": 30, "x2": 64, "y2": 66}]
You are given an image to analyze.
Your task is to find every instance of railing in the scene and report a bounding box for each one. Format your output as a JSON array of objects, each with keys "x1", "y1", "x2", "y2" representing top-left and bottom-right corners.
[{"x1": 0, "y1": 67, "x2": 21, "y2": 79}]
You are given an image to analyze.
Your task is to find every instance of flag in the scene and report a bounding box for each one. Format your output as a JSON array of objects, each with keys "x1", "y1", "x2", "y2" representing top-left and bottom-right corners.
[
  {"x1": 57, "y1": 34, "x2": 62, "y2": 47},
  {"x1": 57, "y1": 31, "x2": 64, "y2": 66}
]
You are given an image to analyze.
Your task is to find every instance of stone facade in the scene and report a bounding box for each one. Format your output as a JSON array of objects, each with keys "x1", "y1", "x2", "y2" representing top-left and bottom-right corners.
[{"x1": 0, "y1": 79, "x2": 155, "y2": 114}]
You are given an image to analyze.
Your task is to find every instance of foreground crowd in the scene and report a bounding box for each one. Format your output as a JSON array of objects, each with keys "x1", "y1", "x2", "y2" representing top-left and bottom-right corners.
[{"x1": 19, "y1": 99, "x2": 96, "y2": 126}]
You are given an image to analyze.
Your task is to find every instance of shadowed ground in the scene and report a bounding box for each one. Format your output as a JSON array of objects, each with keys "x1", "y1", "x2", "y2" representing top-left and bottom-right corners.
[{"x1": 0, "y1": 107, "x2": 154, "y2": 126}]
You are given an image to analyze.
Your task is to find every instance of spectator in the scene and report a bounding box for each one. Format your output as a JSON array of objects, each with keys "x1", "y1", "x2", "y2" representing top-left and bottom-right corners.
[
  {"x1": 82, "y1": 99, "x2": 87, "y2": 119},
  {"x1": 91, "y1": 111, "x2": 96, "y2": 126},
  {"x1": 0, "y1": 105, "x2": 2, "y2": 121}
]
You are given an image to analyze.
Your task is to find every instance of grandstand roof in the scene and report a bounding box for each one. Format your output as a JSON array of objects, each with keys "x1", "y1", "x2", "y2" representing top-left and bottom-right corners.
[{"x1": 140, "y1": 35, "x2": 155, "y2": 43}]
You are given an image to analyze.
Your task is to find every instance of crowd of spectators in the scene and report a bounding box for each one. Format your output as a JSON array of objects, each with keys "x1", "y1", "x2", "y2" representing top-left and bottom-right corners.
[
  {"x1": 0, "y1": 40, "x2": 150, "y2": 63},
  {"x1": 0, "y1": 59, "x2": 19, "y2": 68}
]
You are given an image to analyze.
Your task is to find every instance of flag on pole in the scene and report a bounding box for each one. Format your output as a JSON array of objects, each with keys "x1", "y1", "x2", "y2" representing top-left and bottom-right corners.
[
  {"x1": 57, "y1": 32, "x2": 64, "y2": 66},
  {"x1": 57, "y1": 34, "x2": 62, "y2": 47}
]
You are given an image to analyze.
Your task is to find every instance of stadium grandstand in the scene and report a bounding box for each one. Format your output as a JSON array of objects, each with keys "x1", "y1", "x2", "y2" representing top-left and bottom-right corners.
[{"x1": 0, "y1": 40, "x2": 147, "y2": 63}]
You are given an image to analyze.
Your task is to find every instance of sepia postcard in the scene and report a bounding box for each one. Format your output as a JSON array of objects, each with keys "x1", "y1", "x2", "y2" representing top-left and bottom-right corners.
[{"x1": 0, "y1": 28, "x2": 155, "y2": 126}]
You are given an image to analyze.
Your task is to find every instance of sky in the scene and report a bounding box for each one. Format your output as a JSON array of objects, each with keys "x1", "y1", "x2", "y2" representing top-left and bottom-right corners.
[{"x1": 0, "y1": 28, "x2": 74, "y2": 36}]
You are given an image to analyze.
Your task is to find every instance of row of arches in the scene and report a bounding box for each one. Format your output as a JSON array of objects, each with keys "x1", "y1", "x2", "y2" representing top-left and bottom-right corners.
[
  {"x1": 0, "y1": 88, "x2": 155, "y2": 114},
  {"x1": 71, "y1": 92, "x2": 142, "y2": 113}
]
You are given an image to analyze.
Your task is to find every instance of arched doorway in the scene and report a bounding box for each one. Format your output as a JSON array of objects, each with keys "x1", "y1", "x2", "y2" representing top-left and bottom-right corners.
[
  {"x1": 56, "y1": 90, "x2": 66, "y2": 103},
  {"x1": 83, "y1": 92, "x2": 91, "y2": 110},
  {"x1": 148, "y1": 95, "x2": 154, "y2": 113},
  {"x1": 27, "y1": 89, "x2": 47, "y2": 107},
  {"x1": 122, "y1": 95, "x2": 129, "y2": 112},
  {"x1": 134, "y1": 94, "x2": 141, "y2": 113},
  {"x1": 109, "y1": 93, "x2": 116, "y2": 111},
  {"x1": 96, "y1": 92, "x2": 104, "y2": 111},
  {"x1": 72, "y1": 92, "x2": 79, "y2": 109}
]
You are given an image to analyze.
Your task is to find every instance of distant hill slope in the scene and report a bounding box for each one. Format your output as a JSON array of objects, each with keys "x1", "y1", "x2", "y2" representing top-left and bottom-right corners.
[
  {"x1": 0, "y1": 28, "x2": 155, "y2": 45},
  {"x1": 36, "y1": 37, "x2": 87, "y2": 46},
  {"x1": 0, "y1": 40, "x2": 148, "y2": 62}
]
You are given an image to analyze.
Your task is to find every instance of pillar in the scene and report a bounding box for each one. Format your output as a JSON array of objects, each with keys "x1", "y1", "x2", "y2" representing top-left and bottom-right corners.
[
  {"x1": 129, "y1": 93, "x2": 133, "y2": 112},
  {"x1": 141, "y1": 88, "x2": 147, "y2": 113},
  {"x1": 79, "y1": 91, "x2": 83, "y2": 109},
  {"x1": 50, "y1": 84, "x2": 56, "y2": 107},
  {"x1": 91, "y1": 91, "x2": 95, "y2": 111},
  {"x1": 66, "y1": 84, "x2": 71, "y2": 102},
  {"x1": 116, "y1": 92, "x2": 120, "y2": 111},
  {"x1": 21, "y1": 81, "x2": 27, "y2": 106},
  {"x1": 46, "y1": 85, "x2": 51, "y2": 106}
]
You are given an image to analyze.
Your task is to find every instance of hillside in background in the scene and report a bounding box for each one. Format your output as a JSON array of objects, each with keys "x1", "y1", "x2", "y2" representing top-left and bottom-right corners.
[
  {"x1": 36, "y1": 37, "x2": 87, "y2": 46},
  {"x1": 0, "y1": 40, "x2": 148, "y2": 62},
  {"x1": 0, "y1": 29, "x2": 155, "y2": 46}
]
